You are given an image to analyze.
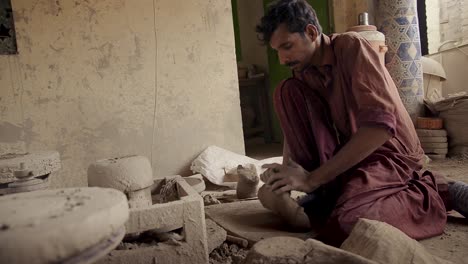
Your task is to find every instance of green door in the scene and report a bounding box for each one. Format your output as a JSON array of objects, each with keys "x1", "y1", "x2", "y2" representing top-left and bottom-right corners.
[{"x1": 264, "y1": 0, "x2": 331, "y2": 142}]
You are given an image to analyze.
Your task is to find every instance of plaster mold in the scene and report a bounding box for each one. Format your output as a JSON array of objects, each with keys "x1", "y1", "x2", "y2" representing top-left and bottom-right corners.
[
  {"x1": 88, "y1": 155, "x2": 153, "y2": 209},
  {"x1": 99, "y1": 176, "x2": 209, "y2": 264},
  {"x1": 0, "y1": 187, "x2": 129, "y2": 264},
  {"x1": 88, "y1": 155, "x2": 153, "y2": 193},
  {"x1": 0, "y1": 151, "x2": 60, "y2": 184}
]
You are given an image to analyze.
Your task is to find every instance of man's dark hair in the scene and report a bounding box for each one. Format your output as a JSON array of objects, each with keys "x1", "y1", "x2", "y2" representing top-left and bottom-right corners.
[{"x1": 256, "y1": 0, "x2": 322, "y2": 45}]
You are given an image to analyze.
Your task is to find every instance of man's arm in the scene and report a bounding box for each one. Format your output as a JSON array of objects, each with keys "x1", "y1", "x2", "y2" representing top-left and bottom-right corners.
[
  {"x1": 282, "y1": 137, "x2": 290, "y2": 166},
  {"x1": 266, "y1": 126, "x2": 391, "y2": 193},
  {"x1": 304, "y1": 126, "x2": 392, "y2": 191}
]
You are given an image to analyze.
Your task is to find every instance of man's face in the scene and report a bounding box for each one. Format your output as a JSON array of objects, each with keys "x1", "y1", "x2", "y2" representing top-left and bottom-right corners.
[{"x1": 270, "y1": 23, "x2": 318, "y2": 71}]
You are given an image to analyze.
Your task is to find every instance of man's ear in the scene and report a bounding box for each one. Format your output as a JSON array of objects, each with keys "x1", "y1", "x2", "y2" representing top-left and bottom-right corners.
[{"x1": 304, "y1": 24, "x2": 318, "y2": 42}]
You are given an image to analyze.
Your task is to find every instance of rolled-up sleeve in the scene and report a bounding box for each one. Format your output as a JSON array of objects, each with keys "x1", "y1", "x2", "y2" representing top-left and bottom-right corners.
[{"x1": 334, "y1": 32, "x2": 397, "y2": 136}]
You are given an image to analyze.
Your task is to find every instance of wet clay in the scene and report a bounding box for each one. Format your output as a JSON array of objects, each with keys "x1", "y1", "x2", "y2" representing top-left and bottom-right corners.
[
  {"x1": 236, "y1": 164, "x2": 260, "y2": 199},
  {"x1": 257, "y1": 184, "x2": 310, "y2": 231},
  {"x1": 159, "y1": 177, "x2": 179, "y2": 203}
]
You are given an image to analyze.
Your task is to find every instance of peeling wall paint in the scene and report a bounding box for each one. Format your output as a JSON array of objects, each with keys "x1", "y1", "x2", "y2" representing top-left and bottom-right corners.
[{"x1": 0, "y1": 0, "x2": 244, "y2": 187}]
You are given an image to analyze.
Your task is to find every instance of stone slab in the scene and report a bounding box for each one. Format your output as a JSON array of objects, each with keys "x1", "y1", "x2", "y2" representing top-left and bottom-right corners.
[
  {"x1": 206, "y1": 218, "x2": 227, "y2": 253},
  {"x1": 205, "y1": 200, "x2": 316, "y2": 246},
  {"x1": 0, "y1": 187, "x2": 128, "y2": 264}
]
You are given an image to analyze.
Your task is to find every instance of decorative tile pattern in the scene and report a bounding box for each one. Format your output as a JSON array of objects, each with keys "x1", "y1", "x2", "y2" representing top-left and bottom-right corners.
[{"x1": 376, "y1": 0, "x2": 424, "y2": 119}]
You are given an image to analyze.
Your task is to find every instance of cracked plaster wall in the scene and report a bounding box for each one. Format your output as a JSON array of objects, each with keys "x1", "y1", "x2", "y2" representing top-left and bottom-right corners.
[{"x1": 0, "y1": 0, "x2": 244, "y2": 187}]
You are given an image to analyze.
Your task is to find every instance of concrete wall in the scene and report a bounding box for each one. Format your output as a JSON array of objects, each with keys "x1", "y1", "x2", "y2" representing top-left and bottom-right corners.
[
  {"x1": 426, "y1": 0, "x2": 468, "y2": 53},
  {"x1": 236, "y1": 0, "x2": 269, "y2": 73},
  {"x1": 425, "y1": 0, "x2": 468, "y2": 96},
  {"x1": 426, "y1": 0, "x2": 442, "y2": 54},
  {"x1": 427, "y1": 44, "x2": 468, "y2": 96},
  {"x1": 0, "y1": 0, "x2": 244, "y2": 187},
  {"x1": 332, "y1": 0, "x2": 374, "y2": 33}
]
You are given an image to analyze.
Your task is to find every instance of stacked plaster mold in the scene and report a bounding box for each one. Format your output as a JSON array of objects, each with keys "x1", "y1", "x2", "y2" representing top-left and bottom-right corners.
[{"x1": 88, "y1": 155, "x2": 209, "y2": 264}]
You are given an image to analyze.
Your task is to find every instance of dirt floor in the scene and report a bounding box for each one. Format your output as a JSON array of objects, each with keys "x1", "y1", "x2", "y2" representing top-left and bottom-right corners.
[{"x1": 421, "y1": 157, "x2": 468, "y2": 264}]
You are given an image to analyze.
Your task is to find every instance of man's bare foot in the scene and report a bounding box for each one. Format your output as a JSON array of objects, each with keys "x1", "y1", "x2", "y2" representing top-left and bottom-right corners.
[{"x1": 448, "y1": 180, "x2": 468, "y2": 218}]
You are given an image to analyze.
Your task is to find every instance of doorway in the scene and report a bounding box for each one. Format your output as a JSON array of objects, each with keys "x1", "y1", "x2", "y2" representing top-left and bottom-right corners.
[{"x1": 232, "y1": 0, "x2": 331, "y2": 159}]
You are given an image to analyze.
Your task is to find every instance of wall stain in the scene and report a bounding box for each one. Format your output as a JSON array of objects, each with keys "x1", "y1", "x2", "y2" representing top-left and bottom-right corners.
[
  {"x1": 89, "y1": 42, "x2": 114, "y2": 78},
  {"x1": 43, "y1": 0, "x2": 63, "y2": 16},
  {"x1": 13, "y1": 9, "x2": 30, "y2": 24},
  {"x1": 49, "y1": 44, "x2": 64, "y2": 53},
  {"x1": 0, "y1": 122, "x2": 22, "y2": 143},
  {"x1": 85, "y1": 5, "x2": 97, "y2": 24},
  {"x1": 21, "y1": 35, "x2": 33, "y2": 53},
  {"x1": 23, "y1": 119, "x2": 38, "y2": 146},
  {"x1": 202, "y1": 7, "x2": 220, "y2": 31},
  {"x1": 186, "y1": 44, "x2": 199, "y2": 63},
  {"x1": 81, "y1": 78, "x2": 91, "y2": 90},
  {"x1": 97, "y1": 43, "x2": 113, "y2": 70},
  {"x1": 127, "y1": 35, "x2": 143, "y2": 74}
]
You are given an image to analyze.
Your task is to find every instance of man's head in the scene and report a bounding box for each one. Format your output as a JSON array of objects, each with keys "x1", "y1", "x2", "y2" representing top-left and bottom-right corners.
[{"x1": 256, "y1": 0, "x2": 323, "y2": 71}]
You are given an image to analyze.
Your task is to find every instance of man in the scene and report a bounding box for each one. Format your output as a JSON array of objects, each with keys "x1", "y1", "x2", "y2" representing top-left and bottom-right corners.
[{"x1": 255, "y1": 0, "x2": 468, "y2": 246}]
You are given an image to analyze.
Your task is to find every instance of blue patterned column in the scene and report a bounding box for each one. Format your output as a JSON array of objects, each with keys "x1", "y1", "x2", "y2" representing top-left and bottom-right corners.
[{"x1": 376, "y1": 0, "x2": 424, "y2": 121}]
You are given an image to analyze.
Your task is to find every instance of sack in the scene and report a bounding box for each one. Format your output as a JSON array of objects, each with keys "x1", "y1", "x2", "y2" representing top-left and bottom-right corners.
[
  {"x1": 341, "y1": 219, "x2": 451, "y2": 264},
  {"x1": 430, "y1": 94, "x2": 468, "y2": 156}
]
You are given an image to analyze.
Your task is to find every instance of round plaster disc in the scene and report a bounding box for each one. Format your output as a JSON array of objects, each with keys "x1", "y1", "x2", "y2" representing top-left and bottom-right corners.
[
  {"x1": 418, "y1": 136, "x2": 447, "y2": 143},
  {"x1": 88, "y1": 155, "x2": 153, "y2": 193},
  {"x1": 427, "y1": 154, "x2": 447, "y2": 161},
  {"x1": 416, "y1": 129, "x2": 447, "y2": 137},
  {"x1": 421, "y1": 142, "x2": 449, "y2": 149},
  {"x1": 423, "y1": 147, "x2": 449, "y2": 154},
  {"x1": 0, "y1": 151, "x2": 61, "y2": 184},
  {"x1": 0, "y1": 187, "x2": 129, "y2": 264}
]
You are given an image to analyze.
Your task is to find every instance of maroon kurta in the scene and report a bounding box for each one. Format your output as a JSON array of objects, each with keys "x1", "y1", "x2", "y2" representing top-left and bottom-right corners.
[{"x1": 274, "y1": 32, "x2": 447, "y2": 246}]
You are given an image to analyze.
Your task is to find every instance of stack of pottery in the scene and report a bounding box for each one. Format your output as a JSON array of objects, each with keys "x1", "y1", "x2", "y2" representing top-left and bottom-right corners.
[{"x1": 416, "y1": 117, "x2": 448, "y2": 160}]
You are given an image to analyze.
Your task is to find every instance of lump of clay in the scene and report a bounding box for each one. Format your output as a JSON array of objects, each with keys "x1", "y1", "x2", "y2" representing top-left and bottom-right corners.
[
  {"x1": 244, "y1": 236, "x2": 311, "y2": 264},
  {"x1": 257, "y1": 184, "x2": 311, "y2": 231},
  {"x1": 0, "y1": 187, "x2": 129, "y2": 264},
  {"x1": 236, "y1": 164, "x2": 260, "y2": 199},
  {"x1": 88, "y1": 155, "x2": 153, "y2": 194}
]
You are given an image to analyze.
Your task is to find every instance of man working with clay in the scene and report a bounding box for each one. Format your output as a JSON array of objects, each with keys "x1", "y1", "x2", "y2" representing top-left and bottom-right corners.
[{"x1": 256, "y1": 0, "x2": 468, "y2": 246}]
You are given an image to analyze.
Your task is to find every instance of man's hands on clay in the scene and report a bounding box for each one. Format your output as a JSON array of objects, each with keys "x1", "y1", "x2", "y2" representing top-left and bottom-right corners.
[{"x1": 261, "y1": 160, "x2": 324, "y2": 194}]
